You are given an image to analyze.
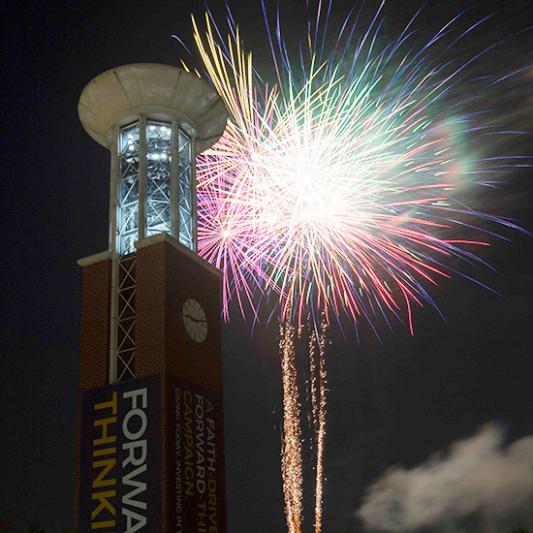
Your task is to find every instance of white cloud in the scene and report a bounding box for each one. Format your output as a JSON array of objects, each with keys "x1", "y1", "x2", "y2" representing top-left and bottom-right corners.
[{"x1": 358, "y1": 424, "x2": 533, "y2": 532}]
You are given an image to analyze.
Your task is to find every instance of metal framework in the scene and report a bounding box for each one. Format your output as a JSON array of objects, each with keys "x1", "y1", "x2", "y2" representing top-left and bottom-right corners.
[
  {"x1": 177, "y1": 130, "x2": 195, "y2": 250},
  {"x1": 116, "y1": 254, "x2": 136, "y2": 381},
  {"x1": 118, "y1": 123, "x2": 140, "y2": 255},
  {"x1": 109, "y1": 116, "x2": 196, "y2": 382},
  {"x1": 146, "y1": 121, "x2": 172, "y2": 237}
]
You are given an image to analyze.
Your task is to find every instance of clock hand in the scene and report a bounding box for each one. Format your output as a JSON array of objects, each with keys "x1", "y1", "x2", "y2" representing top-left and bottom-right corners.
[{"x1": 183, "y1": 313, "x2": 207, "y2": 325}]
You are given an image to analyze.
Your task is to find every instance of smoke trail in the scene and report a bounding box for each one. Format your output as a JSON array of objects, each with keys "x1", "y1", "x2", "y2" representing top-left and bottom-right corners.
[
  {"x1": 280, "y1": 319, "x2": 303, "y2": 533},
  {"x1": 358, "y1": 424, "x2": 533, "y2": 532},
  {"x1": 309, "y1": 318, "x2": 328, "y2": 533}
]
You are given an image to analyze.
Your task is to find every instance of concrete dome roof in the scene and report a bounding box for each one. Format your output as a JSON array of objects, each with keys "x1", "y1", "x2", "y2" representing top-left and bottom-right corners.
[{"x1": 78, "y1": 63, "x2": 228, "y2": 153}]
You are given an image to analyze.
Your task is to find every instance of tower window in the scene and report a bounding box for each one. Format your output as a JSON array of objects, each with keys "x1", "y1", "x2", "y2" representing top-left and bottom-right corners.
[
  {"x1": 118, "y1": 122, "x2": 140, "y2": 255},
  {"x1": 146, "y1": 121, "x2": 172, "y2": 238},
  {"x1": 178, "y1": 129, "x2": 194, "y2": 250}
]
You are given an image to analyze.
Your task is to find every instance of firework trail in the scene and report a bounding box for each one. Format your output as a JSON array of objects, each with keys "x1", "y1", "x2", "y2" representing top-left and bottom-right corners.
[
  {"x1": 184, "y1": 2, "x2": 529, "y2": 531},
  {"x1": 280, "y1": 319, "x2": 303, "y2": 533},
  {"x1": 308, "y1": 317, "x2": 328, "y2": 533}
]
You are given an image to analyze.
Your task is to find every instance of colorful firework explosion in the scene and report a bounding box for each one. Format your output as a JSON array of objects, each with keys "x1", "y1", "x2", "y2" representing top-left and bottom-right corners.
[{"x1": 192, "y1": 2, "x2": 523, "y2": 336}]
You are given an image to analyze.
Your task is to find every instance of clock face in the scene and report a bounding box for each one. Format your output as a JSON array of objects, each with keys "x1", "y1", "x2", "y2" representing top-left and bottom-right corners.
[{"x1": 182, "y1": 298, "x2": 208, "y2": 343}]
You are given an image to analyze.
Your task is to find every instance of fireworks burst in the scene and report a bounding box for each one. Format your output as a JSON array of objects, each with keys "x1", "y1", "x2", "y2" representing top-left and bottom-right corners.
[
  {"x1": 181, "y1": 1, "x2": 528, "y2": 531},
  {"x1": 194, "y1": 3, "x2": 522, "y2": 335}
]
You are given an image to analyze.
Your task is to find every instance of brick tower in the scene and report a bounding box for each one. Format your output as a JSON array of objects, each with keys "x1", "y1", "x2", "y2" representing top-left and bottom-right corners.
[{"x1": 76, "y1": 64, "x2": 228, "y2": 533}]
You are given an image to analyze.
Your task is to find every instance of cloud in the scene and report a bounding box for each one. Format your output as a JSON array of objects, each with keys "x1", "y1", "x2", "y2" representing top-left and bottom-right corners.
[{"x1": 357, "y1": 424, "x2": 533, "y2": 532}]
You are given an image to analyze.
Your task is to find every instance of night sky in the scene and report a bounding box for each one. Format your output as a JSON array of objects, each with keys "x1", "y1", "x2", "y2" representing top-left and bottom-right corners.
[{"x1": 2, "y1": 1, "x2": 533, "y2": 532}]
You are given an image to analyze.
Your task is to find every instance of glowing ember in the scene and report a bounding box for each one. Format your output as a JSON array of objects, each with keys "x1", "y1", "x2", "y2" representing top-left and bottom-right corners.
[
  {"x1": 280, "y1": 319, "x2": 303, "y2": 532},
  {"x1": 309, "y1": 317, "x2": 328, "y2": 533}
]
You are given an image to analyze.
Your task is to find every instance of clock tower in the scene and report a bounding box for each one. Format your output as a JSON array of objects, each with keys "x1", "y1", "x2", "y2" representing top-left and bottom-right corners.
[{"x1": 75, "y1": 64, "x2": 228, "y2": 533}]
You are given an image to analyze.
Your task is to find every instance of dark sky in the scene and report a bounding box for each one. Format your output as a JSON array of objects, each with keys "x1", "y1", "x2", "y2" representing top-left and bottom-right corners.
[{"x1": 1, "y1": 1, "x2": 533, "y2": 532}]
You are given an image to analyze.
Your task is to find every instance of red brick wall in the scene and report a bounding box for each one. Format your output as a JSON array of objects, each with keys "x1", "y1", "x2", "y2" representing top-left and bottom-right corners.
[
  {"x1": 164, "y1": 241, "x2": 223, "y2": 393},
  {"x1": 75, "y1": 257, "x2": 112, "y2": 529},
  {"x1": 79, "y1": 259, "x2": 112, "y2": 389},
  {"x1": 135, "y1": 238, "x2": 223, "y2": 389},
  {"x1": 136, "y1": 242, "x2": 166, "y2": 377}
]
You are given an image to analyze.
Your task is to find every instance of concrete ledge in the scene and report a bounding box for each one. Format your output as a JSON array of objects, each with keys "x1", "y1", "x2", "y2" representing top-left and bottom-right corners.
[
  {"x1": 135, "y1": 233, "x2": 222, "y2": 277},
  {"x1": 77, "y1": 250, "x2": 113, "y2": 267},
  {"x1": 78, "y1": 63, "x2": 228, "y2": 153}
]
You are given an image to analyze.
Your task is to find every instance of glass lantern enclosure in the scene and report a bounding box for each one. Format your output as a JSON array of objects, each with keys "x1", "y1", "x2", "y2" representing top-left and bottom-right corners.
[
  {"x1": 115, "y1": 118, "x2": 195, "y2": 255},
  {"x1": 111, "y1": 117, "x2": 196, "y2": 381}
]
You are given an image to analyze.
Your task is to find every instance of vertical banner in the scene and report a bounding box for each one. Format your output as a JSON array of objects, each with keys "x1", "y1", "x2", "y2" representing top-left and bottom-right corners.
[
  {"x1": 171, "y1": 380, "x2": 226, "y2": 533},
  {"x1": 79, "y1": 375, "x2": 161, "y2": 532}
]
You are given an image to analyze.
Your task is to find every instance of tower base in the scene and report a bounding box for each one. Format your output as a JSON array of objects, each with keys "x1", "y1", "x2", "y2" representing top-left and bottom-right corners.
[{"x1": 75, "y1": 234, "x2": 227, "y2": 532}]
